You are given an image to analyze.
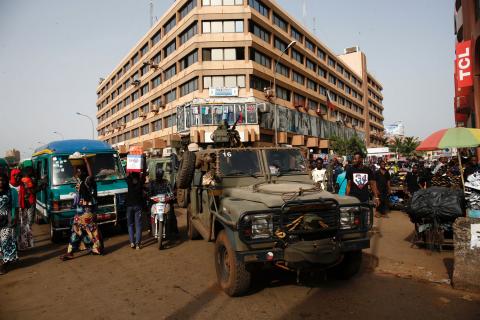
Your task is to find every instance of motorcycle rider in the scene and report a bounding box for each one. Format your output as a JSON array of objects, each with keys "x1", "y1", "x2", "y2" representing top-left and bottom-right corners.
[{"x1": 149, "y1": 165, "x2": 179, "y2": 236}]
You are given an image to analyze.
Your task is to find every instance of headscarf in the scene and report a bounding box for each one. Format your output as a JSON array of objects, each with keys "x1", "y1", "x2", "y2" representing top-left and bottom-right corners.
[{"x1": 9, "y1": 168, "x2": 35, "y2": 209}]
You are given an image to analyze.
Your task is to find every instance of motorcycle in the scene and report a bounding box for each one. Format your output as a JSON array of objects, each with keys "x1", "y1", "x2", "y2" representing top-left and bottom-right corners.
[{"x1": 150, "y1": 192, "x2": 174, "y2": 250}]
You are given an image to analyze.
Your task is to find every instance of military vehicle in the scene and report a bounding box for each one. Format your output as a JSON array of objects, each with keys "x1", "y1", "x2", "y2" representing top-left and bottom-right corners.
[{"x1": 176, "y1": 144, "x2": 373, "y2": 296}]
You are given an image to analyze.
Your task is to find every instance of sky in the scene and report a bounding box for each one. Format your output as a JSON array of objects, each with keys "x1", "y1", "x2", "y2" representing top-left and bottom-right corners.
[{"x1": 0, "y1": 0, "x2": 455, "y2": 158}]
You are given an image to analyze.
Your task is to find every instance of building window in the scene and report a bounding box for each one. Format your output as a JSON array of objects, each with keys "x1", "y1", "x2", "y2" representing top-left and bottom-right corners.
[
  {"x1": 132, "y1": 71, "x2": 140, "y2": 81},
  {"x1": 124, "y1": 114, "x2": 130, "y2": 123},
  {"x1": 276, "y1": 85, "x2": 290, "y2": 101},
  {"x1": 337, "y1": 80, "x2": 344, "y2": 90},
  {"x1": 166, "y1": 113, "x2": 177, "y2": 128},
  {"x1": 141, "y1": 64, "x2": 149, "y2": 76},
  {"x1": 317, "y1": 67, "x2": 327, "y2": 78},
  {"x1": 141, "y1": 124, "x2": 150, "y2": 135},
  {"x1": 336, "y1": 64, "x2": 344, "y2": 74},
  {"x1": 305, "y1": 39, "x2": 315, "y2": 52},
  {"x1": 132, "y1": 53, "x2": 139, "y2": 65},
  {"x1": 164, "y1": 40, "x2": 176, "y2": 58},
  {"x1": 329, "y1": 74, "x2": 337, "y2": 85},
  {"x1": 180, "y1": 49, "x2": 198, "y2": 70},
  {"x1": 203, "y1": 75, "x2": 246, "y2": 88},
  {"x1": 180, "y1": 77, "x2": 198, "y2": 96},
  {"x1": 153, "y1": 119, "x2": 162, "y2": 131},
  {"x1": 202, "y1": 47, "x2": 244, "y2": 61},
  {"x1": 152, "y1": 75, "x2": 162, "y2": 88},
  {"x1": 164, "y1": 16, "x2": 176, "y2": 35},
  {"x1": 290, "y1": 27, "x2": 303, "y2": 42},
  {"x1": 273, "y1": 12, "x2": 287, "y2": 31},
  {"x1": 165, "y1": 89, "x2": 176, "y2": 103},
  {"x1": 275, "y1": 62, "x2": 289, "y2": 77},
  {"x1": 152, "y1": 53, "x2": 161, "y2": 64},
  {"x1": 140, "y1": 84, "x2": 149, "y2": 96},
  {"x1": 250, "y1": 48, "x2": 271, "y2": 68},
  {"x1": 292, "y1": 71, "x2": 305, "y2": 85},
  {"x1": 274, "y1": 36, "x2": 287, "y2": 52},
  {"x1": 164, "y1": 64, "x2": 176, "y2": 80},
  {"x1": 306, "y1": 58, "x2": 316, "y2": 72},
  {"x1": 124, "y1": 61, "x2": 131, "y2": 72},
  {"x1": 124, "y1": 96, "x2": 131, "y2": 106},
  {"x1": 319, "y1": 85, "x2": 327, "y2": 96},
  {"x1": 249, "y1": 20, "x2": 270, "y2": 43},
  {"x1": 250, "y1": 75, "x2": 270, "y2": 91},
  {"x1": 202, "y1": 0, "x2": 243, "y2": 5},
  {"x1": 131, "y1": 128, "x2": 139, "y2": 138},
  {"x1": 132, "y1": 91, "x2": 139, "y2": 102},
  {"x1": 202, "y1": 20, "x2": 244, "y2": 33},
  {"x1": 179, "y1": 22, "x2": 198, "y2": 45},
  {"x1": 151, "y1": 30, "x2": 161, "y2": 46},
  {"x1": 117, "y1": 101, "x2": 123, "y2": 111},
  {"x1": 141, "y1": 104, "x2": 149, "y2": 114},
  {"x1": 132, "y1": 109, "x2": 139, "y2": 120},
  {"x1": 328, "y1": 57, "x2": 336, "y2": 68},
  {"x1": 291, "y1": 49, "x2": 303, "y2": 64},
  {"x1": 180, "y1": 0, "x2": 196, "y2": 20},
  {"x1": 140, "y1": 44, "x2": 149, "y2": 56},
  {"x1": 248, "y1": 0, "x2": 269, "y2": 17},
  {"x1": 308, "y1": 99, "x2": 318, "y2": 110},
  {"x1": 293, "y1": 93, "x2": 306, "y2": 107},
  {"x1": 307, "y1": 79, "x2": 317, "y2": 91}
]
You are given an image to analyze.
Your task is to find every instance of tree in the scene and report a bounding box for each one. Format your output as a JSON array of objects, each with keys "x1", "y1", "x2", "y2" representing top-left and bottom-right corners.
[
  {"x1": 330, "y1": 134, "x2": 367, "y2": 157},
  {"x1": 401, "y1": 136, "x2": 420, "y2": 157}
]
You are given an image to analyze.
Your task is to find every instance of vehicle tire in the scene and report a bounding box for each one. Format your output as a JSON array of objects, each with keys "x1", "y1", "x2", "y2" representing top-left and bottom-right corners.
[
  {"x1": 157, "y1": 221, "x2": 164, "y2": 250},
  {"x1": 214, "y1": 230, "x2": 251, "y2": 296},
  {"x1": 177, "y1": 188, "x2": 189, "y2": 208},
  {"x1": 176, "y1": 151, "x2": 196, "y2": 189},
  {"x1": 331, "y1": 250, "x2": 362, "y2": 280},
  {"x1": 50, "y1": 219, "x2": 62, "y2": 243},
  {"x1": 187, "y1": 204, "x2": 201, "y2": 240}
]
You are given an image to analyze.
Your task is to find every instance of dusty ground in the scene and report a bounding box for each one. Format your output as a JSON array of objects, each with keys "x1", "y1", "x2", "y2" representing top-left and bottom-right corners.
[{"x1": 0, "y1": 210, "x2": 479, "y2": 320}]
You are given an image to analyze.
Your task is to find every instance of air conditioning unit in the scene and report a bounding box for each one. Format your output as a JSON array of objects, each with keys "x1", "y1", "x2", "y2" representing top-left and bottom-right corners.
[
  {"x1": 151, "y1": 104, "x2": 159, "y2": 113},
  {"x1": 263, "y1": 87, "x2": 274, "y2": 99},
  {"x1": 139, "y1": 112, "x2": 147, "y2": 118},
  {"x1": 132, "y1": 79, "x2": 141, "y2": 86}
]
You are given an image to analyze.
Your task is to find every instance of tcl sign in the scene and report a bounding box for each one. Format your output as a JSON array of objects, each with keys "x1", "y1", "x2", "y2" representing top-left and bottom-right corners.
[{"x1": 455, "y1": 40, "x2": 473, "y2": 88}]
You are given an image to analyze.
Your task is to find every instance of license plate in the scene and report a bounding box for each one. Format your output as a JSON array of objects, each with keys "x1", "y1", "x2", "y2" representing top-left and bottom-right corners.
[{"x1": 152, "y1": 204, "x2": 165, "y2": 214}]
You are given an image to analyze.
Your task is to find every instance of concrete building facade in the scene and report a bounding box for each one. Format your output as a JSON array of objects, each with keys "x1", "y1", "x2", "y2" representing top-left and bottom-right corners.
[{"x1": 96, "y1": 0, "x2": 385, "y2": 152}]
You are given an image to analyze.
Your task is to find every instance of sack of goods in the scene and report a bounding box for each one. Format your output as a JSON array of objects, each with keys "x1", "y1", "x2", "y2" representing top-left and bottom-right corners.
[{"x1": 407, "y1": 187, "x2": 465, "y2": 223}]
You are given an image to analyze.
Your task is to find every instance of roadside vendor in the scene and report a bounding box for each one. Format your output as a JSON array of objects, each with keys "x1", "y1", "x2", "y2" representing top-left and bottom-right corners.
[{"x1": 61, "y1": 155, "x2": 103, "y2": 261}]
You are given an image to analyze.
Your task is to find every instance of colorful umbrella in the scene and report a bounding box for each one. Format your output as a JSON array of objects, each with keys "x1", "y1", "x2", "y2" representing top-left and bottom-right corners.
[{"x1": 416, "y1": 127, "x2": 480, "y2": 151}]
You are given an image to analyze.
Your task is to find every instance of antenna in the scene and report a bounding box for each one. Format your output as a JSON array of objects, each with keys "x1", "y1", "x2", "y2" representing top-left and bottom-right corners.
[
  {"x1": 150, "y1": 0, "x2": 154, "y2": 27},
  {"x1": 313, "y1": 17, "x2": 316, "y2": 36}
]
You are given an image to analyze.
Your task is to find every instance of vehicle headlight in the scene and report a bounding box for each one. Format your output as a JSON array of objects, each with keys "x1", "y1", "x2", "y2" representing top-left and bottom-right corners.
[
  {"x1": 339, "y1": 207, "x2": 361, "y2": 229},
  {"x1": 242, "y1": 214, "x2": 273, "y2": 240}
]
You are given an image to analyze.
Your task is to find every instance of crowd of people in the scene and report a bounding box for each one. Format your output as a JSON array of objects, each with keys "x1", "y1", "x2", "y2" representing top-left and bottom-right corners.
[
  {"x1": 0, "y1": 156, "x2": 178, "y2": 275},
  {"x1": 310, "y1": 152, "x2": 475, "y2": 218}
]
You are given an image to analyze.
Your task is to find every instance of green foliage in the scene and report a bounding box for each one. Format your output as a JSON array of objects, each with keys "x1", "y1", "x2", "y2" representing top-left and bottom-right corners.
[
  {"x1": 330, "y1": 135, "x2": 367, "y2": 156},
  {"x1": 388, "y1": 136, "x2": 420, "y2": 157}
]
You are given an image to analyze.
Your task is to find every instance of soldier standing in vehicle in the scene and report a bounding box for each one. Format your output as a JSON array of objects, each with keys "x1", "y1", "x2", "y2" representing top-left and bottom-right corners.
[{"x1": 346, "y1": 151, "x2": 380, "y2": 207}]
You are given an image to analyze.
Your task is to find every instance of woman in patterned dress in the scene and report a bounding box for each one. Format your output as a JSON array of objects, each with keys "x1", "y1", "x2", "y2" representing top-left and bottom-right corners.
[
  {"x1": 10, "y1": 168, "x2": 35, "y2": 250},
  {"x1": 0, "y1": 173, "x2": 19, "y2": 275},
  {"x1": 61, "y1": 155, "x2": 103, "y2": 261}
]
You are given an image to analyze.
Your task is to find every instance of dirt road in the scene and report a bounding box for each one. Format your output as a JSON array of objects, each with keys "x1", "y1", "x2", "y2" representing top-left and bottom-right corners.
[{"x1": 1, "y1": 210, "x2": 479, "y2": 320}]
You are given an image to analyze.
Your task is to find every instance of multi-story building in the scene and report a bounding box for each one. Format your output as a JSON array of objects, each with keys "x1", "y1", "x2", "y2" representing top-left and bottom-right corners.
[
  {"x1": 96, "y1": 0, "x2": 385, "y2": 153},
  {"x1": 454, "y1": 0, "x2": 480, "y2": 128}
]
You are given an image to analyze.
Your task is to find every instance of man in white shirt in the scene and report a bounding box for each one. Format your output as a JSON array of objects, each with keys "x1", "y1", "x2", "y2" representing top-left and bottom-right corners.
[{"x1": 312, "y1": 159, "x2": 327, "y2": 189}]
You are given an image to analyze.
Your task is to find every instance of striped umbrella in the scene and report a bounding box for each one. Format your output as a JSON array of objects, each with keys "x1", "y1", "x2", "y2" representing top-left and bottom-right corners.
[{"x1": 416, "y1": 127, "x2": 480, "y2": 151}]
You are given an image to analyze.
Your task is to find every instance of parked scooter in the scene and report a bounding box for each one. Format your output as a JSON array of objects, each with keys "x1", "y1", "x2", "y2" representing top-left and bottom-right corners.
[{"x1": 150, "y1": 192, "x2": 175, "y2": 250}]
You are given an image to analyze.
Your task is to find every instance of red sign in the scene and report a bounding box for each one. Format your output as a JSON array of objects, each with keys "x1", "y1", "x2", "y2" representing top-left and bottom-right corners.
[{"x1": 455, "y1": 41, "x2": 473, "y2": 89}]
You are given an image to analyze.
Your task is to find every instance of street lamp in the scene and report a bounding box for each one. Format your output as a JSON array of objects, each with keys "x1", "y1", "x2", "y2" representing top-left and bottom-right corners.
[
  {"x1": 76, "y1": 112, "x2": 95, "y2": 140},
  {"x1": 53, "y1": 131, "x2": 64, "y2": 140},
  {"x1": 273, "y1": 40, "x2": 296, "y2": 147}
]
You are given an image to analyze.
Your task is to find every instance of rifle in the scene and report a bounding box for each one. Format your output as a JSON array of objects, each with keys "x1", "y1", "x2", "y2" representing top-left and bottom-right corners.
[{"x1": 230, "y1": 116, "x2": 241, "y2": 131}]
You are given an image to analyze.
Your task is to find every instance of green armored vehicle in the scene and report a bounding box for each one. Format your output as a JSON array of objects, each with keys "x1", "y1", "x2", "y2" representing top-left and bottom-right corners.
[{"x1": 178, "y1": 147, "x2": 373, "y2": 296}]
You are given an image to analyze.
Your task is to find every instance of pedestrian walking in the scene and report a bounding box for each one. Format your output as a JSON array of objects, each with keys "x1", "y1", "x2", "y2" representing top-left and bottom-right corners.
[
  {"x1": 0, "y1": 173, "x2": 19, "y2": 275},
  {"x1": 61, "y1": 155, "x2": 103, "y2": 261},
  {"x1": 346, "y1": 152, "x2": 380, "y2": 207},
  {"x1": 126, "y1": 172, "x2": 145, "y2": 250},
  {"x1": 335, "y1": 164, "x2": 348, "y2": 196},
  {"x1": 374, "y1": 161, "x2": 391, "y2": 218},
  {"x1": 10, "y1": 167, "x2": 36, "y2": 250}
]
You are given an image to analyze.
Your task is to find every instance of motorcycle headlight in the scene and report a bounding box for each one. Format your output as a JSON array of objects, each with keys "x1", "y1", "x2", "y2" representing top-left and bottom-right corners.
[{"x1": 339, "y1": 207, "x2": 361, "y2": 229}]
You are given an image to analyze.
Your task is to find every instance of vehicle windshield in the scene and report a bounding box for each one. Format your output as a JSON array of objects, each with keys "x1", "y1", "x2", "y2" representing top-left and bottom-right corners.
[
  {"x1": 52, "y1": 153, "x2": 125, "y2": 185},
  {"x1": 265, "y1": 149, "x2": 307, "y2": 175},
  {"x1": 219, "y1": 150, "x2": 262, "y2": 176}
]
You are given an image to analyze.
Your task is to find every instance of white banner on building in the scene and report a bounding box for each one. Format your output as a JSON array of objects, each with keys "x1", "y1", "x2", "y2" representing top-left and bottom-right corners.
[{"x1": 209, "y1": 87, "x2": 239, "y2": 97}]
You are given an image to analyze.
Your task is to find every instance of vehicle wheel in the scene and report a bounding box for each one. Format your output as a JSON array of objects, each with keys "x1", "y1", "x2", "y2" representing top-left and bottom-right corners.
[
  {"x1": 157, "y1": 221, "x2": 164, "y2": 250},
  {"x1": 50, "y1": 219, "x2": 62, "y2": 243},
  {"x1": 177, "y1": 188, "x2": 189, "y2": 208},
  {"x1": 176, "y1": 151, "x2": 196, "y2": 189},
  {"x1": 331, "y1": 250, "x2": 362, "y2": 280},
  {"x1": 214, "y1": 230, "x2": 251, "y2": 296},
  {"x1": 187, "y1": 204, "x2": 201, "y2": 240}
]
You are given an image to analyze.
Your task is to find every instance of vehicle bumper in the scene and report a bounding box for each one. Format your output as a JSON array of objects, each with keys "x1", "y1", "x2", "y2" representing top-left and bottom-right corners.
[{"x1": 236, "y1": 237, "x2": 370, "y2": 265}]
